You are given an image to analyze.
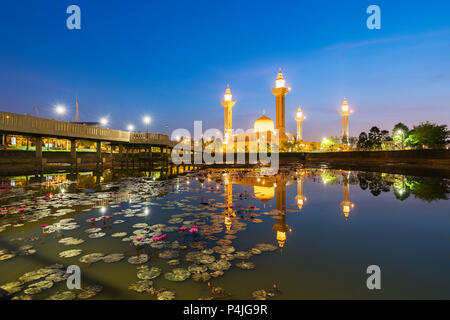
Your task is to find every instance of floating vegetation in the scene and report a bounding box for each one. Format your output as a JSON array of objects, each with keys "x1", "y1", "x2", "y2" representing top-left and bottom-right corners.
[
  {"x1": 252, "y1": 289, "x2": 274, "y2": 300},
  {"x1": 58, "y1": 237, "x2": 85, "y2": 246},
  {"x1": 235, "y1": 261, "x2": 255, "y2": 270},
  {"x1": 213, "y1": 246, "x2": 235, "y2": 255},
  {"x1": 208, "y1": 259, "x2": 231, "y2": 271},
  {"x1": 137, "y1": 266, "x2": 162, "y2": 280},
  {"x1": 128, "y1": 254, "x2": 149, "y2": 264},
  {"x1": 88, "y1": 232, "x2": 106, "y2": 239},
  {"x1": 24, "y1": 280, "x2": 53, "y2": 295},
  {"x1": 1, "y1": 281, "x2": 23, "y2": 294},
  {"x1": 234, "y1": 251, "x2": 252, "y2": 259},
  {"x1": 79, "y1": 253, "x2": 105, "y2": 264},
  {"x1": 85, "y1": 227, "x2": 102, "y2": 233},
  {"x1": 157, "y1": 290, "x2": 175, "y2": 300},
  {"x1": 192, "y1": 272, "x2": 211, "y2": 282},
  {"x1": 164, "y1": 268, "x2": 191, "y2": 282},
  {"x1": 188, "y1": 264, "x2": 208, "y2": 273},
  {"x1": 255, "y1": 243, "x2": 277, "y2": 252},
  {"x1": 47, "y1": 291, "x2": 76, "y2": 300},
  {"x1": 111, "y1": 232, "x2": 127, "y2": 238},
  {"x1": 59, "y1": 249, "x2": 83, "y2": 258},
  {"x1": 19, "y1": 268, "x2": 55, "y2": 283},
  {"x1": 0, "y1": 253, "x2": 15, "y2": 261},
  {"x1": 158, "y1": 250, "x2": 179, "y2": 259},
  {"x1": 250, "y1": 248, "x2": 262, "y2": 255},
  {"x1": 103, "y1": 253, "x2": 125, "y2": 263},
  {"x1": 45, "y1": 270, "x2": 68, "y2": 282},
  {"x1": 167, "y1": 259, "x2": 180, "y2": 266},
  {"x1": 128, "y1": 280, "x2": 153, "y2": 293}
]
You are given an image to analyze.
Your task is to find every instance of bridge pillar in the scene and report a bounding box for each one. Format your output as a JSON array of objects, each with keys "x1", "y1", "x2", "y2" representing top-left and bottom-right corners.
[
  {"x1": 70, "y1": 139, "x2": 77, "y2": 169},
  {"x1": 96, "y1": 141, "x2": 102, "y2": 170},
  {"x1": 35, "y1": 136, "x2": 43, "y2": 171}
]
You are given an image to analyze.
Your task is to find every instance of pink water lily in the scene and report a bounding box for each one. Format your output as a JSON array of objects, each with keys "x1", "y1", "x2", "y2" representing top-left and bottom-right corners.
[
  {"x1": 189, "y1": 227, "x2": 198, "y2": 233},
  {"x1": 40, "y1": 224, "x2": 48, "y2": 228},
  {"x1": 8, "y1": 207, "x2": 16, "y2": 211},
  {"x1": 17, "y1": 208, "x2": 25, "y2": 213},
  {"x1": 179, "y1": 226, "x2": 187, "y2": 231}
]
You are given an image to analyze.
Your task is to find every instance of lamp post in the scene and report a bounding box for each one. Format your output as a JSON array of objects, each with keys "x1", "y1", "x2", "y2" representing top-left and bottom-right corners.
[
  {"x1": 396, "y1": 129, "x2": 405, "y2": 150},
  {"x1": 55, "y1": 105, "x2": 66, "y2": 150},
  {"x1": 100, "y1": 118, "x2": 109, "y2": 127},
  {"x1": 127, "y1": 124, "x2": 134, "y2": 132},
  {"x1": 143, "y1": 116, "x2": 151, "y2": 139}
]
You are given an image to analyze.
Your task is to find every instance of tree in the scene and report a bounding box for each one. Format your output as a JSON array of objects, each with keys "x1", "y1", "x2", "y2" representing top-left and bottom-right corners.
[
  {"x1": 406, "y1": 122, "x2": 449, "y2": 149},
  {"x1": 320, "y1": 137, "x2": 338, "y2": 150},
  {"x1": 357, "y1": 132, "x2": 369, "y2": 149},
  {"x1": 392, "y1": 123, "x2": 409, "y2": 149}
]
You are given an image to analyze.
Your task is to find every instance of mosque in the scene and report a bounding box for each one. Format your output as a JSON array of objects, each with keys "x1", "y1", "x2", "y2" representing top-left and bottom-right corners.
[{"x1": 219, "y1": 70, "x2": 353, "y2": 152}]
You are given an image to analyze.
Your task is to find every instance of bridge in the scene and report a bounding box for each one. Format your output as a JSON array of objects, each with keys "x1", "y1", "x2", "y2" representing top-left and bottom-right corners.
[{"x1": 0, "y1": 111, "x2": 180, "y2": 174}]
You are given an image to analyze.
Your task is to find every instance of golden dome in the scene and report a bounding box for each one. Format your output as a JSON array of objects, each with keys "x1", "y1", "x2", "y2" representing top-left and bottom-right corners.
[
  {"x1": 254, "y1": 186, "x2": 275, "y2": 203},
  {"x1": 254, "y1": 114, "x2": 274, "y2": 132}
]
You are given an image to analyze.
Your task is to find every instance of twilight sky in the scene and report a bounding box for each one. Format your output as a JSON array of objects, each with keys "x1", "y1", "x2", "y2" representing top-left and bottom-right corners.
[{"x1": 0, "y1": 0, "x2": 449, "y2": 141}]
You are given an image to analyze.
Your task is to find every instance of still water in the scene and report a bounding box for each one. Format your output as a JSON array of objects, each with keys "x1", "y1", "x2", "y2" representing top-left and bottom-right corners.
[{"x1": 0, "y1": 167, "x2": 449, "y2": 300}]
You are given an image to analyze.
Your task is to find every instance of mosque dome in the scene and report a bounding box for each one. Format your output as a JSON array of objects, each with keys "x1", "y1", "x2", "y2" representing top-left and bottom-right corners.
[
  {"x1": 254, "y1": 114, "x2": 274, "y2": 132},
  {"x1": 254, "y1": 186, "x2": 275, "y2": 203}
]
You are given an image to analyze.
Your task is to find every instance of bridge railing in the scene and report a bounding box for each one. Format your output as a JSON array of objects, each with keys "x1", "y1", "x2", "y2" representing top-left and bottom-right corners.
[
  {"x1": 0, "y1": 112, "x2": 131, "y2": 142},
  {"x1": 129, "y1": 132, "x2": 170, "y2": 146}
]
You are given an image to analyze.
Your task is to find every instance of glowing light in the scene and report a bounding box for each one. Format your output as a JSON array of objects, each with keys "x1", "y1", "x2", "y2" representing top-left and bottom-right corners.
[
  {"x1": 224, "y1": 85, "x2": 232, "y2": 101},
  {"x1": 143, "y1": 116, "x2": 151, "y2": 125},
  {"x1": 275, "y1": 70, "x2": 286, "y2": 88},
  {"x1": 100, "y1": 118, "x2": 109, "y2": 126},
  {"x1": 100, "y1": 206, "x2": 107, "y2": 214},
  {"x1": 55, "y1": 105, "x2": 66, "y2": 116},
  {"x1": 127, "y1": 124, "x2": 134, "y2": 131}
]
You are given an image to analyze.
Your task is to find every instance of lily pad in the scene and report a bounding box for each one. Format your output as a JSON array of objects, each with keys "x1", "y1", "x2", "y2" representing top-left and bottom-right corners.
[
  {"x1": 208, "y1": 259, "x2": 231, "y2": 271},
  {"x1": 255, "y1": 243, "x2": 277, "y2": 252},
  {"x1": 59, "y1": 249, "x2": 83, "y2": 258},
  {"x1": 24, "y1": 280, "x2": 53, "y2": 295},
  {"x1": 58, "y1": 237, "x2": 85, "y2": 245},
  {"x1": 158, "y1": 250, "x2": 179, "y2": 259},
  {"x1": 252, "y1": 289, "x2": 275, "y2": 300},
  {"x1": 192, "y1": 272, "x2": 211, "y2": 282},
  {"x1": 236, "y1": 261, "x2": 255, "y2": 270},
  {"x1": 47, "y1": 291, "x2": 76, "y2": 300},
  {"x1": 157, "y1": 290, "x2": 175, "y2": 300},
  {"x1": 188, "y1": 264, "x2": 208, "y2": 273},
  {"x1": 164, "y1": 268, "x2": 191, "y2": 282},
  {"x1": 128, "y1": 280, "x2": 153, "y2": 293},
  {"x1": 103, "y1": 253, "x2": 125, "y2": 263},
  {"x1": 235, "y1": 251, "x2": 252, "y2": 259},
  {"x1": 137, "y1": 266, "x2": 162, "y2": 280},
  {"x1": 128, "y1": 254, "x2": 149, "y2": 264},
  {"x1": 79, "y1": 253, "x2": 105, "y2": 263}
]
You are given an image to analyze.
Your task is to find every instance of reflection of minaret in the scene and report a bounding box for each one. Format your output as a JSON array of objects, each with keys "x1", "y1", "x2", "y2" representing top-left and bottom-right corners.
[
  {"x1": 340, "y1": 173, "x2": 354, "y2": 220},
  {"x1": 224, "y1": 178, "x2": 234, "y2": 232},
  {"x1": 272, "y1": 177, "x2": 291, "y2": 248},
  {"x1": 271, "y1": 70, "x2": 290, "y2": 142},
  {"x1": 339, "y1": 98, "x2": 353, "y2": 140},
  {"x1": 296, "y1": 174, "x2": 307, "y2": 211},
  {"x1": 221, "y1": 85, "x2": 236, "y2": 140},
  {"x1": 295, "y1": 106, "x2": 306, "y2": 141}
]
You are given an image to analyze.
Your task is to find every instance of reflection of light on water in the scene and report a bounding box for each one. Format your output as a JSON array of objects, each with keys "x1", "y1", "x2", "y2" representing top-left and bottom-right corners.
[
  {"x1": 144, "y1": 207, "x2": 150, "y2": 216},
  {"x1": 100, "y1": 206, "x2": 107, "y2": 214}
]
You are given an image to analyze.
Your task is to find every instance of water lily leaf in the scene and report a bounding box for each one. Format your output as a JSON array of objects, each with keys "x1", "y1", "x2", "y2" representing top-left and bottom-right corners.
[
  {"x1": 103, "y1": 253, "x2": 125, "y2": 263},
  {"x1": 137, "y1": 266, "x2": 162, "y2": 280},
  {"x1": 79, "y1": 253, "x2": 105, "y2": 263},
  {"x1": 58, "y1": 237, "x2": 84, "y2": 245},
  {"x1": 47, "y1": 291, "x2": 76, "y2": 300},
  {"x1": 128, "y1": 254, "x2": 149, "y2": 264},
  {"x1": 24, "y1": 280, "x2": 53, "y2": 295},
  {"x1": 157, "y1": 290, "x2": 175, "y2": 300},
  {"x1": 164, "y1": 268, "x2": 191, "y2": 282},
  {"x1": 59, "y1": 249, "x2": 83, "y2": 258},
  {"x1": 255, "y1": 243, "x2": 277, "y2": 252}
]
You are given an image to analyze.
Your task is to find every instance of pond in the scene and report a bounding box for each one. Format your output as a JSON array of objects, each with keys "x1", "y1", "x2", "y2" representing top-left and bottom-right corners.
[{"x1": 0, "y1": 167, "x2": 449, "y2": 300}]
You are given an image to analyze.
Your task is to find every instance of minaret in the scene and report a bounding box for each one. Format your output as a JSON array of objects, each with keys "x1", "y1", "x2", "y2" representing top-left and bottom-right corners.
[
  {"x1": 295, "y1": 106, "x2": 306, "y2": 141},
  {"x1": 220, "y1": 85, "x2": 236, "y2": 140},
  {"x1": 296, "y1": 172, "x2": 307, "y2": 211},
  {"x1": 339, "y1": 98, "x2": 353, "y2": 141},
  {"x1": 271, "y1": 70, "x2": 290, "y2": 142},
  {"x1": 340, "y1": 173, "x2": 354, "y2": 220},
  {"x1": 75, "y1": 98, "x2": 80, "y2": 122}
]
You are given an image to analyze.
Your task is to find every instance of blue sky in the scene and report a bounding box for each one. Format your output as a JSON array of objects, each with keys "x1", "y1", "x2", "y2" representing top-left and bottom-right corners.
[{"x1": 0, "y1": 0, "x2": 449, "y2": 141}]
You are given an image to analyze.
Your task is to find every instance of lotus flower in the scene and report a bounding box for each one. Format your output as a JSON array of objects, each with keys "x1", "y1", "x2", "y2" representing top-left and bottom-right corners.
[{"x1": 179, "y1": 226, "x2": 187, "y2": 231}]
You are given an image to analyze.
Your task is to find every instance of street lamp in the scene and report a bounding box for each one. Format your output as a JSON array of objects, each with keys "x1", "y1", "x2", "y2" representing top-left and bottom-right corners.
[
  {"x1": 127, "y1": 124, "x2": 134, "y2": 132},
  {"x1": 396, "y1": 129, "x2": 405, "y2": 149},
  {"x1": 143, "y1": 116, "x2": 151, "y2": 136},
  {"x1": 100, "y1": 118, "x2": 109, "y2": 127},
  {"x1": 55, "y1": 105, "x2": 66, "y2": 121}
]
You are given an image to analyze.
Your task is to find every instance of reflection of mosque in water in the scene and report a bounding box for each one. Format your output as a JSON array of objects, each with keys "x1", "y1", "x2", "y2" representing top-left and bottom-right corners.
[{"x1": 222, "y1": 169, "x2": 355, "y2": 249}]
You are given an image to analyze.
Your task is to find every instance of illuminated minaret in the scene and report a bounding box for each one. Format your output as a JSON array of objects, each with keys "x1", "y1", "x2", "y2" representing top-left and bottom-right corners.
[
  {"x1": 271, "y1": 70, "x2": 290, "y2": 142},
  {"x1": 296, "y1": 172, "x2": 307, "y2": 211},
  {"x1": 220, "y1": 85, "x2": 236, "y2": 140},
  {"x1": 295, "y1": 106, "x2": 306, "y2": 141},
  {"x1": 340, "y1": 173, "x2": 354, "y2": 220},
  {"x1": 339, "y1": 98, "x2": 353, "y2": 141},
  {"x1": 272, "y1": 177, "x2": 291, "y2": 248}
]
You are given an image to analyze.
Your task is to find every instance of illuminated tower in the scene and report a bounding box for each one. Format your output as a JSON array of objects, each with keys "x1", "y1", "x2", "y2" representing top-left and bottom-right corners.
[
  {"x1": 271, "y1": 70, "x2": 290, "y2": 142},
  {"x1": 295, "y1": 106, "x2": 306, "y2": 141},
  {"x1": 339, "y1": 98, "x2": 353, "y2": 141},
  {"x1": 220, "y1": 85, "x2": 236, "y2": 140},
  {"x1": 272, "y1": 177, "x2": 291, "y2": 248},
  {"x1": 75, "y1": 98, "x2": 79, "y2": 122},
  {"x1": 296, "y1": 172, "x2": 307, "y2": 211},
  {"x1": 340, "y1": 173, "x2": 354, "y2": 220}
]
